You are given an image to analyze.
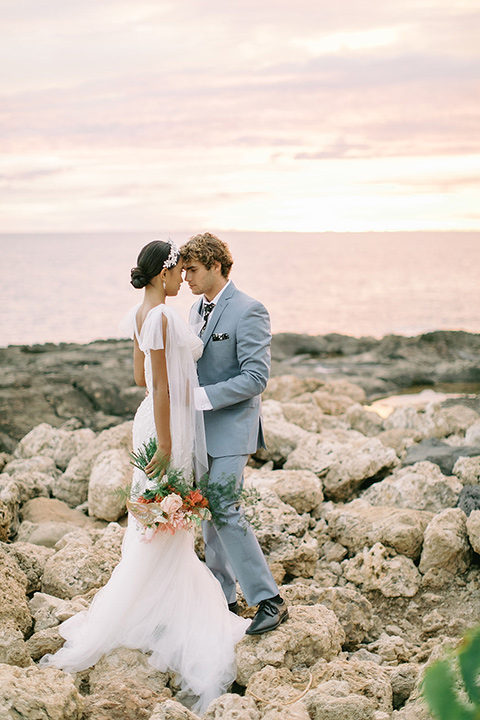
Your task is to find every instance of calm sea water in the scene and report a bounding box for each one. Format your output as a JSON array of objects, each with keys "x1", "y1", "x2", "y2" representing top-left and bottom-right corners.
[{"x1": 1, "y1": 231, "x2": 479, "y2": 347}]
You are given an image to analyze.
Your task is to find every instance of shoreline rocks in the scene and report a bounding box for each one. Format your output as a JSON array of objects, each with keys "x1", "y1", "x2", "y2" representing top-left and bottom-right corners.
[
  {"x1": 0, "y1": 366, "x2": 480, "y2": 718},
  {"x1": 1, "y1": 330, "x2": 480, "y2": 453}
]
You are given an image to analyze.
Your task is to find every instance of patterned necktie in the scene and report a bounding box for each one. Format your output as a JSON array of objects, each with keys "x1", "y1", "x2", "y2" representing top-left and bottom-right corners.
[{"x1": 199, "y1": 302, "x2": 215, "y2": 337}]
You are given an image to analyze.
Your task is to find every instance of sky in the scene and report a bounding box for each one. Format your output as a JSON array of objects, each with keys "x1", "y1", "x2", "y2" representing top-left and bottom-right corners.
[{"x1": 1, "y1": 0, "x2": 480, "y2": 233}]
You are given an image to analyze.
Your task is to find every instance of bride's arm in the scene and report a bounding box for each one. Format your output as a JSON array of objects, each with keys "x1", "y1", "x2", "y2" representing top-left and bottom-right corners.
[{"x1": 145, "y1": 314, "x2": 171, "y2": 476}]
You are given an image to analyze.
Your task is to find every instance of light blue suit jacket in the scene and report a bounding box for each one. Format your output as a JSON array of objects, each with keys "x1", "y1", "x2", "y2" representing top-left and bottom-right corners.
[{"x1": 192, "y1": 282, "x2": 271, "y2": 458}]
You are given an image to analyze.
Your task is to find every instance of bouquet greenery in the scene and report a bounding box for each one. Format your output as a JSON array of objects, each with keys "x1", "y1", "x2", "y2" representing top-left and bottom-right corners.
[{"x1": 125, "y1": 438, "x2": 258, "y2": 541}]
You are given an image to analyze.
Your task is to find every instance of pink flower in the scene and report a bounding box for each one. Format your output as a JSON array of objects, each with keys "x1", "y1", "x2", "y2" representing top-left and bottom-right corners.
[
  {"x1": 160, "y1": 493, "x2": 183, "y2": 516},
  {"x1": 141, "y1": 525, "x2": 157, "y2": 543}
]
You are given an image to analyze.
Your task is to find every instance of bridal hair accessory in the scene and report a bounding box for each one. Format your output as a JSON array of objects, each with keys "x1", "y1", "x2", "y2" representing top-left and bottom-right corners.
[{"x1": 163, "y1": 238, "x2": 180, "y2": 269}]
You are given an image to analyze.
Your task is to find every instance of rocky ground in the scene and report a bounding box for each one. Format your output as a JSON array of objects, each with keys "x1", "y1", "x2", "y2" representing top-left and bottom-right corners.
[
  {"x1": 1, "y1": 333, "x2": 480, "y2": 719},
  {"x1": 1, "y1": 330, "x2": 479, "y2": 453}
]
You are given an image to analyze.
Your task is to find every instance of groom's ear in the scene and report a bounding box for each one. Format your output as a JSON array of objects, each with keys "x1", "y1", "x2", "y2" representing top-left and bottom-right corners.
[{"x1": 213, "y1": 261, "x2": 222, "y2": 274}]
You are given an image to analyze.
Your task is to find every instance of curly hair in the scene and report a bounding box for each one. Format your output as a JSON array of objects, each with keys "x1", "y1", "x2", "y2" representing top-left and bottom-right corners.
[{"x1": 180, "y1": 232, "x2": 233, "y2": 278}]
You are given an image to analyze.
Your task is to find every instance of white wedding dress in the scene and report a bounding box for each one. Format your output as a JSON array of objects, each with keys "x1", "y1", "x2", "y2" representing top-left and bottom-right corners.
[{"x1": 40, "y1": 304, "x2": 249, "y2": 715}]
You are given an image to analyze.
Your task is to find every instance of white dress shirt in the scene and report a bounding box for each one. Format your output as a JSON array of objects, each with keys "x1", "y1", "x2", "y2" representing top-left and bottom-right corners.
[{"x1": 194, "y1": 281, "x2": 231, "y2": 411}]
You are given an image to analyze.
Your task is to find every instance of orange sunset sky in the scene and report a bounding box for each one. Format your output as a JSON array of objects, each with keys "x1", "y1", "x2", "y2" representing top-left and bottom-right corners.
[{"x1": 1, "y1": 0, "x2": 479, "y2": 233}]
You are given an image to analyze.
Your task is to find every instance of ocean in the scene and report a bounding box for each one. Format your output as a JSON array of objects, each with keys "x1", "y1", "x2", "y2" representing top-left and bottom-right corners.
[{"x1": 1, "y1": 231, "x2": 479, "y2": 347}]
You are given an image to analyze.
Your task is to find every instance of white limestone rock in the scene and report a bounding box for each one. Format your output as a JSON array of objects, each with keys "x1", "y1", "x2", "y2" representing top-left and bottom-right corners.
[
  {"x1": 236, "y1": 604, "x2": 345, "y2": 685},
  {"x1": 453, "y1": 455, "x2": 480, "y2": 484},
  {"x1": 466, "y1": 509, "x2": 480, "y2": 554},
  {"x1": 343, "y1": 543, "x2": 422, "y2": 598},
  {"x1": 53, "y1": 421, "x2": 133, "y2": 506},
  {"x1": 286, "y1": 435, "x2": 398, "y2": 502},
  {"x1": 88, "y1": 448, "x2": 131, "y2": 521},
  {"x1": 246, "y1": 468, "x2": 324, "y2": 514},
  {"x1": 255, "y1": 400, "x2": 311, "y2": 464},
  {"x1": 326, "y1": 500, "x2": 433, "y2": 560},
  {"x1": 41, "y1": 523, "x2": 124, "y2": 599},
  {"x1": 0, "y1": 664, "x2": 83, "y2": 719},
  {"x1": 361, "y1": 461, "x2": 462, "y2": 513},
  {"x1": 419, "y1": 508, "x2": 471, "y2": 575}
]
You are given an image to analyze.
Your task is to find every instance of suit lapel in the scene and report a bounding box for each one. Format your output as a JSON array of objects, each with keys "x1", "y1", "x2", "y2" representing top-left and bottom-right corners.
[{"x1": 201, "y1": 282, "x2": 236, "y2": 346}]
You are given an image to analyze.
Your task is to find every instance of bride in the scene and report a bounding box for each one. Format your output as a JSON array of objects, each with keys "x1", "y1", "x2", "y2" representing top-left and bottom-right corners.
[{"x1": 40, "y1": 239, "x2": 249, "y2": 714}]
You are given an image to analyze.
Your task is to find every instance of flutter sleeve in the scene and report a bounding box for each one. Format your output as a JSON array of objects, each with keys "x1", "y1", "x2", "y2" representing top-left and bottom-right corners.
[
  {"x1": 119, "y1": 303, "x2": 141, "y2": 340},
  {"x1": 139, "y1": 305, "x2": 166, "y2": 352}
]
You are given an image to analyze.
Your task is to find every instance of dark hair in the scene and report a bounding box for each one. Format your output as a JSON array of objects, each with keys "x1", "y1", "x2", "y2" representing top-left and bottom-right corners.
[
  {"x1": 130, "y1": 240, "x2": 178, "y2": 289},
  {"x1": 180, "y1": 232, "x2": 233, "y2": 278}
]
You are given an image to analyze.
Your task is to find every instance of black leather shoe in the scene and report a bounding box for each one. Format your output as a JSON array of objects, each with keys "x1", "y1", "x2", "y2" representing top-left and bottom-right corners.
[
  {"x1": 228, "y1": 601, "x2": 240, "y2": 615},
  {"x1": 245, "y1": 598, "x2": 288, "y2": 635}
]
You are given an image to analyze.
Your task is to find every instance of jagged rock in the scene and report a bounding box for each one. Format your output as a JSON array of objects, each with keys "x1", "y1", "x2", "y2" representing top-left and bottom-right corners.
[
  {"x1": 246, "y1": 468, "x2": 324, "y2": 514},
  {"x1": 391, "y1": 698, "x2": 432, "y2": 720},
  {"x1": 312, "y1": 657, "x2": 393, "y2": 711},
  {"x1": 263, "y1": 375, "x2": 324, "y2": 403},
  {"x1": 0, "y1": 476, "x2": 20, "y2": 539},
  {"x1": 236, "y1": 605, "x2": 345, "y2": 685},
  {"x1": 453, "y1": 455, "x2": 480, "y2": 484},
  {"x1": 343, "y1": 543, "x2": 421, "y2": 598},
  {"x1": 457, "y1": 485, "x2": 480, "y2": 515},
  {"x1": 316, "y1": 587, "x2": 374, "y2": 649},
  {"x1": 435, "y1": 405, "x2": 479, "y2": 436},
  {"x1": 245, "y1": 665, "x2": 312, "y2": 707},
  {"x1": 53, "y1": 421, "x2": 133, "y2": 506},
  {"x1": 285, "y1": 435, "x2": 398, "y2": 502},
  {"x1": 2, "y1": 456, "x2": 58, "y2": 504},
  {"x1": 17, "y1": 520, "x2": 83, "y2": 548},
  {"x1": 83, "y1": 647, "x2": 169, "y2": 720},
  {"x1": 278, "y1": 584, "x2": 372, "y2": 649},
  {"x1": 149, "y1": 699, "x2": 201, "y2": 719},
  {"x1": 202, "y1": 694, "x2": 260, "y2": 719},
  {"x1": 29, "y1": 592, "x2": 89, "y2": 632},
  {"x1": 302, "y1": 687, "x2": 376, "y2": 720},
  {"x1": 419, "y1": 508, "x2": 471, "y2": 575},
  {"x1": 345, "y1": 404, "x2": 384, "y2": 437},
  {"x1": 311, "y1": 391, "x2": 359, "y2": 416},
  {"x1": 376, "y1": 429, "x2": 418, "y2": 459},
  {"x1": 366, "y1": 633, "x2": 411, "y2": 664},
  {"x1": 383, "y1": 405, "x2": 446, "y2": 441},
  {"x1": 388, "y1": 664, "x2": 419, "y2": 709},
  {"x1": 261, "y1": 701, "x2": 310, "y2": 720},
  {"x1": 360, "y1": 462, "x2": 462, "y2": 513},
  {"x1": 466, "y1": 509, "x2": 480, "y2": 554},
  {"x1": 403, "y1": 438, "x2": 480, "y2": 475},
  {"x1": 2, "y1": 541, "x2": 54, "y2": 593},
  {"x1": 255, "y1": 400, "x2": 310, "y2": 464},
  {"x1": 42, "y1": 524, "x2": 124, "y2": 599},
  {"x1": 26, "y1": 626, "x2": 65, "y2": 660},
  {"x1": 282, "y1": 397, "x2": 326, "y2": 433},
  {"x1": 14, "y1": 423, "x2": 96, "y2": 471},
  {"x1": 0, "y1": 546, "x2": 31, "y2": 634},
  {"x1": 253, "y1": 490, "x2": 318, "y2": 579},
  {"x1": 326, "y1": 500, "x2": 433, "y2": 560},
  {"x1": 466, "y1": 419, "x2": 480, "y2": 445},
  {"x1": 0, "y1": 497, "x2": 11, "y2": 542},
  {"x1": 0, "y1": 623, "x2": 32, "y2": 667},
  {"x1": 21, "y1": 496, "x2": 96, "y2": 526},
  {"x1": 88, "y1": 449, "x2": 131, "y2": 521},
  {"x1": 0, "y1": 664, "x2": 84, "y2": 719}
]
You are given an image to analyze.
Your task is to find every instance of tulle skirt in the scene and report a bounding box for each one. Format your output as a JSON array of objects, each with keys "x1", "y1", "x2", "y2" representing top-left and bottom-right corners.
[{"x1": 40, "y1": 519, "x2": 249, "y2": 714}]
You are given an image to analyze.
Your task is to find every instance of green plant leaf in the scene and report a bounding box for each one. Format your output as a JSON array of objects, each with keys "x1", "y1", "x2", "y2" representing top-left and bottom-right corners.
[
  {"x1": 423, "y1": 659, "x2": 476, "y2": 720},
  {"x1": 458, "y1": 628, "x2": 480, "y2": 707}
]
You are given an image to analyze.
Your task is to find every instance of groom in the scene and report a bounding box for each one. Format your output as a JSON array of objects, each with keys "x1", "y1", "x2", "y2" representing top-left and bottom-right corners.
[{"x1": 180, "y1": 232, "x2": 288, "y2": 635}]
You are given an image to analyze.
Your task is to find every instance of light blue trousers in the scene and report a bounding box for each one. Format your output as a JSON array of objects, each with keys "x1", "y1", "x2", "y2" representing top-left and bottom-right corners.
[{"x1": 202, "y1": 454, "x2": 279, "y2": 607}]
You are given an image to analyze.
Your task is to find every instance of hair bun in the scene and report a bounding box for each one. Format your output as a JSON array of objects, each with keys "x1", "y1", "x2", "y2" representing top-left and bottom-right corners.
[{"x1": 130, "y1": 266, "x2": 150, "y2": 289}]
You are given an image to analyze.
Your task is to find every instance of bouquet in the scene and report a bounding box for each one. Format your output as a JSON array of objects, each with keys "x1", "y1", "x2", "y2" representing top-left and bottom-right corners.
[{"x1": 125, "y1": 438, "x2": 258, "y2": 542}]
